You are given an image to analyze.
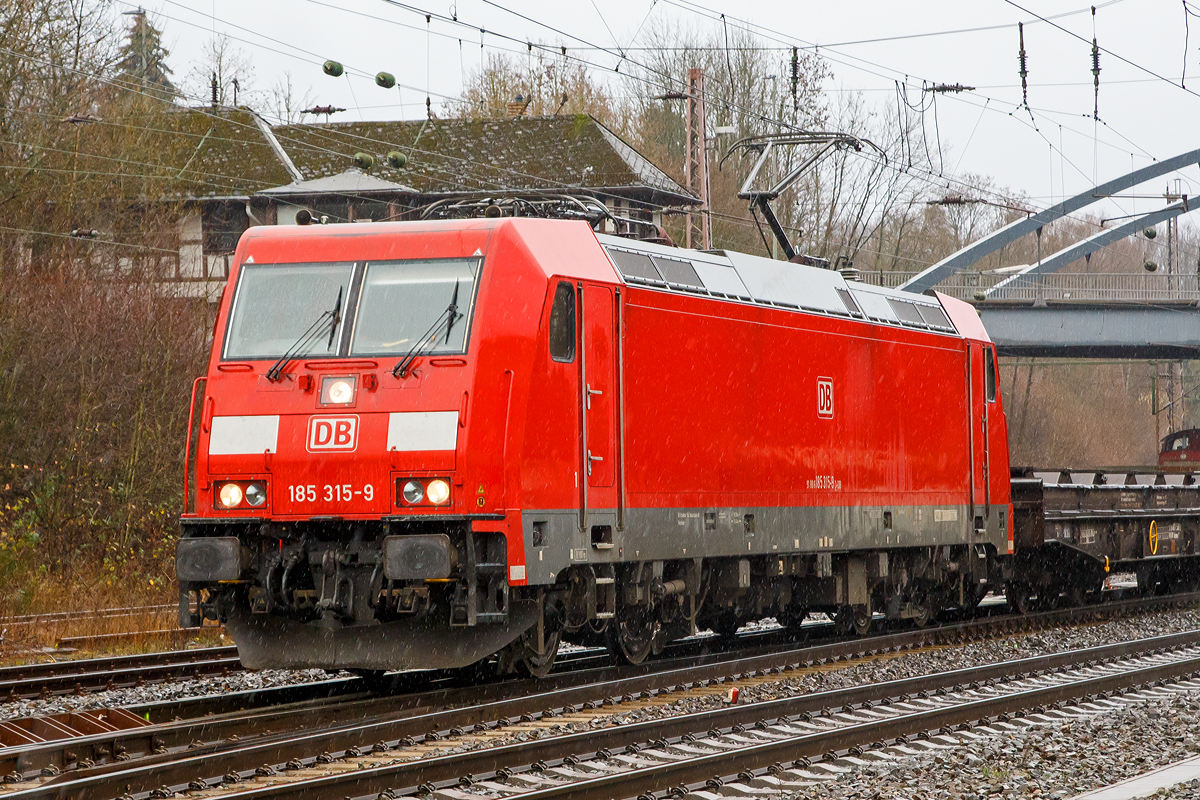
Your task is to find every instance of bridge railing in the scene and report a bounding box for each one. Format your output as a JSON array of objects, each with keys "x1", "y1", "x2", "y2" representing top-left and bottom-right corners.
[{"x1": 854, "y1": 271, "x2": 1200, "y2": 302}]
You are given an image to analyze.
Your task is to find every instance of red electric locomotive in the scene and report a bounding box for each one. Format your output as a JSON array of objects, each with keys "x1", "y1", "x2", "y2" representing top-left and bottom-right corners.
[
  {"x1": 178, "y1": 218, "x2": 1012, "y2": 676},
  {"x1": 1160, "y1": 429, "x2": 1200, "y2": 471}
]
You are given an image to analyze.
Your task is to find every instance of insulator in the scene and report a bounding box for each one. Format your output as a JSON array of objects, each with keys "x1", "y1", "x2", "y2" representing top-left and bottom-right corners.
[
  {"x1": 322, "y1": 60, "x2": 343, "y2": 77},
  {"x1": 353, "y1": 152, "x2": 375, "y2": 170},
  {"x1": 1018, "y1": 24, "x2": 1028, "y2": 79},
  {"x1": 375, "y1": 72, "x2": 396, "y2": 89},
  {"x1": 791, "y1": 46, "x2": 799, "y2": 113},
  {"x1": 386, "y1": 151, "x2": 408, "y2": 169}
]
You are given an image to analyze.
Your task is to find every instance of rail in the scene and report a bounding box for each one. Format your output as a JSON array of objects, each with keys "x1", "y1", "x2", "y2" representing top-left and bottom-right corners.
[{"x1": 5, "y1": 591, "x2": 1197, "y2": 799}]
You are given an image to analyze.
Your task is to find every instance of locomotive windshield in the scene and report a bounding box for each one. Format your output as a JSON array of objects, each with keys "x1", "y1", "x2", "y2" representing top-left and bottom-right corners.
[
  {"x1": 351, "y1": 259, "x2": 477, "y2": 355},
  {"x1": 224, "y1": 263, "x2": 353, "y2": 360},
  {"x1": 222, "y1": 258, "x2": 480, "y2": 360}
]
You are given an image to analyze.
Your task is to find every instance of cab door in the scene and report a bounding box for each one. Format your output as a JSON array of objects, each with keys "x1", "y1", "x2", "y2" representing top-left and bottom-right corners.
[
  {"x1": 580, "y1": 284, "x2": 618, "y2": 519},
  {"x1": 967, "y1": 341, "x2": 989, "y2": 527}
]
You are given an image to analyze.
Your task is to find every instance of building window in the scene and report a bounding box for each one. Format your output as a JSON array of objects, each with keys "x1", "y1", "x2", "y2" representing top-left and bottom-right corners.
[{"x1": 202, "y1": 203, "x2": 248, "y2": 254}]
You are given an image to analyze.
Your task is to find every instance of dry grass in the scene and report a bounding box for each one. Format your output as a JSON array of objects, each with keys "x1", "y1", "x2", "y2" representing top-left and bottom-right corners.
[{"x1": 0, "y1": 602, "x2": 230, "y2": 666}]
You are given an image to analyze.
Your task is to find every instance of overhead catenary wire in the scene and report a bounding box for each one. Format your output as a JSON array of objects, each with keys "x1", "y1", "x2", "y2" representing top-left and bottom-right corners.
[
  {"x1": 380, "y1": 0, "x2": 1063, "y2": 215},
  {"x1": 7, "y1": 0, "x2": 1190, "y2": 287},
  {"x1": 18, "y1": 0, "x2": 1200, "y2": 272},
  {"x1": 1002, "y1": 0, "x2": 1200, "y2": 101},
  {"x1": 656, "y1": 0, "x2": 1187, "y2": 228},
  {"x1": 1183, "y1": 1, "x2": 1200, "y2": 88},
  {"x1": 652, "y1": 0, "x2": 1134, "y2": 198},
  {"x1": 341, "y1": 0, "x2": 1170, "y2": 230},
  {"x1": 187, "y1": 0, "x2": 1187, "y2": 225}
]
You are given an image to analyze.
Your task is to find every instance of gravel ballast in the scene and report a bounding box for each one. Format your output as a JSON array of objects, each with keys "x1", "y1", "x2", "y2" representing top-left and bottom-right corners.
[
  {"x1": 3, "y1": 606, "x2": 1200, "y2": 724},
  {"x1": 784, "y1": 691, "x2": 1200, "y2": 800}
]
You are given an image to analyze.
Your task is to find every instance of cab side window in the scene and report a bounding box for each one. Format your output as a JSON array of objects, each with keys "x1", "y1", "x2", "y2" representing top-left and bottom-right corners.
[
  {"x1": 985, "y1": 347, "x2": 997, "y2": 403},
  {"x1": 548, "y1": 282, "x2": 576, "y2": 362}
]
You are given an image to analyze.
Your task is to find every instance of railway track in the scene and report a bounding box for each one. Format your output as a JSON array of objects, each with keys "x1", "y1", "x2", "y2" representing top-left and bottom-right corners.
[
  {"x1": 0, "y1": 591, "x2": 1196, "y2": 800},
  {"x1": 0, "y1": 647, "x2": 241, "y2": 701},
  {"x1": 0, "y1": 608, "x2": 176, "y2": 632}
]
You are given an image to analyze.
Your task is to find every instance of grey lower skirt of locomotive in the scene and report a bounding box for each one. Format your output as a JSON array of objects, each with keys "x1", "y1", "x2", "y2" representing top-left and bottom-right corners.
[{"x1": 175, "y1": 514, "x2": 1001, "y2": 673}]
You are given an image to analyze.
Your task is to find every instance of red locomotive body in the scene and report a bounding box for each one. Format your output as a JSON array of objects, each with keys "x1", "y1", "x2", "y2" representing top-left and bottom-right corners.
[
  {"x1": 178, "y1": 218, "x2": 1012, "y2": 673},
  {"x1": 1160, "y1": 429, "x2": 1200, "y2": 471}
]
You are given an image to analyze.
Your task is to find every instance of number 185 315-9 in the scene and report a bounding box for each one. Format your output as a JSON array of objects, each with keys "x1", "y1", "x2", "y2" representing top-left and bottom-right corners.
[{"x1": 288, "y1": 484, "x2": 374, "y2": 502}]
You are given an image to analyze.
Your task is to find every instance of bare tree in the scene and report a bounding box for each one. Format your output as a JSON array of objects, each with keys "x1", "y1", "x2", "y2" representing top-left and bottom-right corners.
[
  {"x1": 181, "y1": 34, "x2": 255, "y2": 107},
  {"x1": 450, "y1": 48, "x2": 622, "y2": 125},
  {"x1": 267, "y1": 71, "x2": 315, "y2": 124}
]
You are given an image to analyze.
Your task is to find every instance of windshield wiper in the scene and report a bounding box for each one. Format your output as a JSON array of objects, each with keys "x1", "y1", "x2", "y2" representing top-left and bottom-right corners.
[
  {"x1": 443, "y1": 279, "x2": 461, "y2": 343},
  {"x1": 266, "y1": 286, "x2": 343, "y2": 382},
  {"x1": 393, "y1": 281, "x2": 462, "y2": 379}
]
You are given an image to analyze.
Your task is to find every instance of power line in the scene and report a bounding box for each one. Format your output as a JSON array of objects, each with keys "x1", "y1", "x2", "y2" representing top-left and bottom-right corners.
[
  {"x1": 1001, "y1": 0, "x2": 1200, "y2": 102},
  {"x1": 0, "y1": 224, "x2": 182, "y2": 255}
]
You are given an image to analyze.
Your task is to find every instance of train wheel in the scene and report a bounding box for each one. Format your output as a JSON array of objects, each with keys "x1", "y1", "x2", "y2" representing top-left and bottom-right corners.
[
  {"x1": 852, "y1": 603, "x2": 872, "y2": 636},
  {"x1": 711, "y1": 611, "x2": 741, "y2": 643},
  {"x1": 517, "y1": 627, "x2": 561, "y2": 679},
  {"x1": 910, "y1": 590, "x2": 935, "y2": 628},
  {"x1": 614, "y1": 607, "x2": 656, "y2": 665},
  {"x1": 778, "y1": 605, "x2": 808, "y2": 639},
  {"x1": 1005, "y1": 583, "x2": 1032, "y2": 615}
]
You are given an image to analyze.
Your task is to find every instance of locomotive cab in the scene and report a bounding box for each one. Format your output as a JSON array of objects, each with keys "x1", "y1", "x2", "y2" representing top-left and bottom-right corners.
[
  {"x1": 1160, "y1": 429, "x2": 1200, "y2": 470},
  {"x1": 178, "y1": 219, "x2": 600, "y2": 673}
]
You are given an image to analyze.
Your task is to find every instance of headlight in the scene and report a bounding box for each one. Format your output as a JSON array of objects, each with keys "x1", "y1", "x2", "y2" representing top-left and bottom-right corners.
[
  {"x1": 426, "y1": 479, "x2": 450, "y2": 505},
  {"x1": 218, "y1": 483, "x2": 243, "y2": 508},
  {"x1": 245, "y1": 482, "x2": 267, "y2": 507},
  {"x1": 320, "y1": 375, "x2": 356, "y2": 405},
  {"x1": 402, "y1": 480, "x2": 424, "y2": 504}
]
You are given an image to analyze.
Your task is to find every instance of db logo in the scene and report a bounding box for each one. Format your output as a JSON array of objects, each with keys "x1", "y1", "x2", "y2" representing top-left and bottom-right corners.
[
  {"x1": 816, "y1": 377, "x2": 834, "y2": 419},
  {"x1": 307, "y1": 415, "x2": 359, "y2": 452}
]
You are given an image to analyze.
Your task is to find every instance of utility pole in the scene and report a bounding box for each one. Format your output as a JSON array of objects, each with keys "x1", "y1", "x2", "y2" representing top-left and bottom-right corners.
[
  {"x1": 122, "y1": 8, "x2": 147, "y2": 89},
  {"x1": 1164, "y1": 179, "x2": 1185, "y2": 430},
  {"x1": 684, "y1": 68, "x2": 710, "y2": 250}
]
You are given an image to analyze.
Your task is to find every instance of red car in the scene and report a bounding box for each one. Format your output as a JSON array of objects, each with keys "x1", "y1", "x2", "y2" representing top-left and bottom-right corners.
[{"x1": 178, "y1": 218, "x2": 1012, "y2": 676}]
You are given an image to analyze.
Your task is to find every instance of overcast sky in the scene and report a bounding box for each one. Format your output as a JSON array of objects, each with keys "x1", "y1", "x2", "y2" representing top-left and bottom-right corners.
[{"x1": 135, "y1": 0, "x2": 1200, "y2": 225}]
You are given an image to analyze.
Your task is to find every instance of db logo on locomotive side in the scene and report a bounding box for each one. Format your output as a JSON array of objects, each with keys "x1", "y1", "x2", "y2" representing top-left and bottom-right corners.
[
  {"x1": 307, "y1": 415, "x2": 359, "y2": 452},
  {"x1": 817, "y1": 377, "x2": 834, "y2": 419}
]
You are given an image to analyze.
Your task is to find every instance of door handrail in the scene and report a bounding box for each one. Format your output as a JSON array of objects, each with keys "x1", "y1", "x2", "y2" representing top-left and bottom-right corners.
[
  {"x1": 183, "y1": 376, "x2": 207, "y2": 515},
  {"x1": 577, "y1": 283, "x2": 588, "y2": 532}
]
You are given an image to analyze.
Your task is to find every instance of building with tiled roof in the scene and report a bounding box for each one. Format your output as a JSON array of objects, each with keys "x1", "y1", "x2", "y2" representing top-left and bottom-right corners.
[{"x1": 169, "y1": 109, "x2": 696, "y2": 299}]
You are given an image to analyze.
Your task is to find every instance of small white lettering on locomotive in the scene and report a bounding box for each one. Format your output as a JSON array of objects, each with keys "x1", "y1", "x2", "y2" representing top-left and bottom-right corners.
[
  {"x1": 806, "y1": 475, "x2": 842, "y2": 491},
  {"x1": 307, "y1": 415, "x2": 359, "y2": 452},
  {"x1": 817, "y1": 377, "x2": 834, "y2": 419}
]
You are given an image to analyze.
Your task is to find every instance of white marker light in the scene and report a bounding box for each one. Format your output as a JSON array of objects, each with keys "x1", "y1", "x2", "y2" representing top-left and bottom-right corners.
[
  {"x1": 426, "y1": 479, "x2": 451, "y2": 505},
  {"x1": 320, "y1": 375, "x2": 356, "y2": 405},
  {"x1": 218, "y1": 483, "x2": 243, "y2": 508}
]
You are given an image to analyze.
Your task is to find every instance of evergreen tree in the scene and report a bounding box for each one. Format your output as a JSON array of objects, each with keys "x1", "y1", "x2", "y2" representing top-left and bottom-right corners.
[{"x1": 114, "y1": 9, "x2": 177, "y2": 101}]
